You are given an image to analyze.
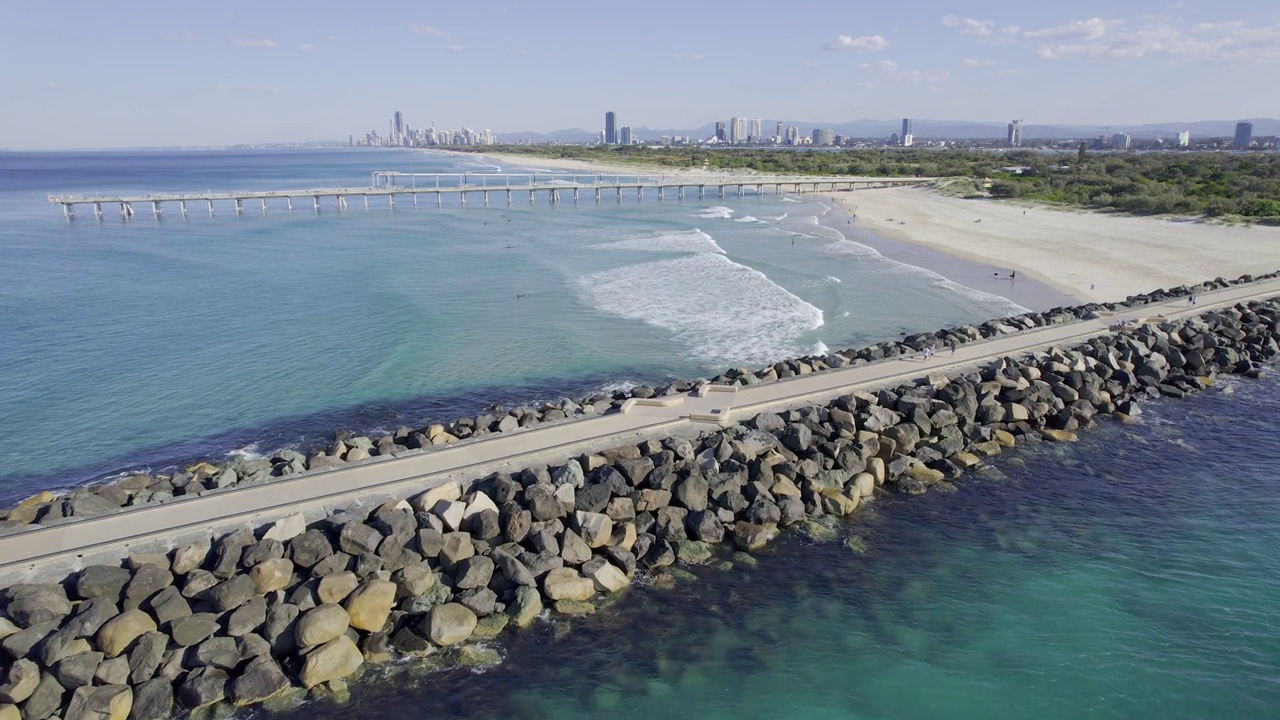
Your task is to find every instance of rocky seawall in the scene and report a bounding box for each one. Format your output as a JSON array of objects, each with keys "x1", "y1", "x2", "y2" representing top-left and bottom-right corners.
[
  {"x1": 4, "y1": 272, "x2": 1278, "y2": 533},
  {"x1": 1, "y1": 281, "x2": 1279, "y2": 720}
]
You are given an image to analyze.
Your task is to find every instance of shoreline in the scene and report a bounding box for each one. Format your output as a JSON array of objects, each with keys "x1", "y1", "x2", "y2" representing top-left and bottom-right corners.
[
  {"x1": 813, "y1": 199, "x2": 1079, "y2": 312},
  {"x1": 820, "y1": 185, "x2": 1280, "y2": 304}
]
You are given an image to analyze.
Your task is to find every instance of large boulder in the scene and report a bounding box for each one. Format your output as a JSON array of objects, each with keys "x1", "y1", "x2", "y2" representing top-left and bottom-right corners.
[
  {"x1": 207, "y1": 575, "x2": 255, "y2": 612},
  {"x1": 20, "y1": 673, "x2": 66, "y2": 720},
  {"x1": 228, "y1": 656, "x2": 291, "y2": 706},
  {"x1": 5, "y1": 585, "x2": 72, "y2": 627},
  {"x1": 128, "y1": 678, "x2": 173, "y2": 720},
  {"x1": 582, "y1": 560, "x2": 630, "y2": 593},
  {"x1": 452, "y1": 556, "x2": 495, "y2": 590},
  {"x1": 574, "y1": 512, "x2": 613, "y2": 548},
  {"x1": 177, "y1": 667, "x2": 228, "y2": 709},
  {"x1": 74, "y1": 567, "x2": 131, "y2": 602},
  {"x1": 0, "y1": 659, "x2": 39, "y2": 703},
  {"x1": 541, "y1": 567, "x2": 595, "y2": 601},
  {"x1": 426, "y1": 603, "x2": 477, "y2": 646},
  {"x1": 249, "y1": 558, "x2": 294, "y2": 594},
  {"x1": 65, "y1": 684, "x2": 132, "y2": 720},
  {"x1": 298, "y1": 635, "x2": 363, "y2": 686},
  {"x1": 294, "y1": 604, "x2": 350, "y2": 648},
  {"x1": 95, "y1": 610, "x2": 157, "y2": 658},
  {"x1": 344, "y1": 580, "x2": 397, "y2": 632},
  {"x1": 507, "y1": 587, "x2": 543, "y2": 629},
  {"x1": 168, "y1": 614, "x2": 219, "y2": 647}
]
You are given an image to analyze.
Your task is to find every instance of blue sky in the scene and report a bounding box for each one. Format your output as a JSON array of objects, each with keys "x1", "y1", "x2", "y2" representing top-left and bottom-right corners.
[{"x1": 2, "y1": 0, "x2": 1277, "y2": 148}]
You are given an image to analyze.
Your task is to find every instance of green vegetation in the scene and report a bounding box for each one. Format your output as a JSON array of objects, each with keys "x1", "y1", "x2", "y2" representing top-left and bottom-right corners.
[{"x1": 458, "y1": 145, "x2": 1280, "y2": 221}]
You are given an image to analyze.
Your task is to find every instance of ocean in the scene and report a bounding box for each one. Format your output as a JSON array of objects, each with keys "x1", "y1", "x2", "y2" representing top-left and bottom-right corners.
[
  {"x1": 274, "y1": 372, "x2": 1280, "y2": 720},
  {"x1": 0, "y1": 148, "x2": 1048, "y2": 503}
]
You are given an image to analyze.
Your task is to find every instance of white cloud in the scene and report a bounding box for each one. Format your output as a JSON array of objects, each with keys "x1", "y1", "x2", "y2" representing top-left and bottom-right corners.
[
  {"x1": 409, "y1": 23, "x2": 446, "y2": 37},
  {"x1": 227, "y1": 34, "x2": 276, "y2": 48},
  {"x1": 1024, "y1": 17, "x2": 1117, "y2": 41},
  {"x1": 803, "y1": 60, "x2": 819, "y2": 67},
  {"x1": 859, "y1": 59, "x2": 898, "y2": 72},
  {"x1": 445, "y1": 44, "x2": 464, "y2": 53},
  {"x1": 1028, "y1": 17, "x2": 1280, "y2": 62},
  {"x1": 941, "y1": 15, "x2": 1019, "y2": 42},
  {"x1": 297, "y1": 42, "x2": 315, "y2": 52},
  {"x1": 823, "y1": 34, "x2": 889, "y2": 52},
  {"x1": 963, "y1": 58, "x2": 998, "y2": 67}
]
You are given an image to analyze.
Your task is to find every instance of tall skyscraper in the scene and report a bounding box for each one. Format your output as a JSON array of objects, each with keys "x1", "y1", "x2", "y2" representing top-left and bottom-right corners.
[
  {"x1": 1177, "y1": 131, "x2": 1191, "y2": 148},
  {"x1": 750, "y1": 118, "x2": 762, "y2": 143},
  {"x1": 776, "y1": 121, "x2": 784, "y2": 142},
  {"x1": 730, "y1": 117, "x2": 746, "y2": 144},
  {"x1": 715, "y1": 121, "x2": 726, "y2": 142},
  {"x1": 605, "y1": 112, "x2": 617, "y2": 145},
  {"x1": 1234, "y1": 121, "x2": 1253, "y2": 149},
  {"x1": 786, "y1": 126, "x2": 799, "y2": 145},
  {"x1": 620, "y1": 126, "x2": 633, "y2": 146},
  {"x1": 393, "y1": 111, "x2": 404, "y2": 145},
  {"x1": 1112, "y1": 132, "x2": 1132, "y2": 150},
  {"x1": 1007, "y1": 119, "x2": 1023, "y2": 147},
  {"x1": 812, "y1": 128, "x2": 833, "y2": 146}
]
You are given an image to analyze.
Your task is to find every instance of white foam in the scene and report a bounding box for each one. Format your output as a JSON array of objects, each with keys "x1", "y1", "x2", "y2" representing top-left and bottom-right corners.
[
  {"x1": 779, "y1": 196, "x2": 800, "y2": 203},
  {"x1": 594, "y1": 379, "x2": 640, "y2": 395},
  {"x1": 772, "y1": 213, "x2": 789, "y2": 221},
  {"x1": 226, "y1": 443, "x2": 267, "y2": 461},
  {"x1": 696, "y1": 206, "x2": 735, "y2": 219},
  {"x1": 823, "y1": 239, "x2": 882, "y2": 258},
  {"x1": 579, "y1": 253, "x2": 825, "y2": 366},
  {"x1": 589, "y1": 229, "x2": 724, "y2": 254},
  {"x1": 733, "y1": 216, "x2": 765, "y2": 224}
]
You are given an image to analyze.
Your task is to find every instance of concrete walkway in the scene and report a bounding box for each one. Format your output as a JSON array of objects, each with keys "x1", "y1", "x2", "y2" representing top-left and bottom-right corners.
[{"x1": 3, "y1": 279, "x2": 1278, "y2": 582}]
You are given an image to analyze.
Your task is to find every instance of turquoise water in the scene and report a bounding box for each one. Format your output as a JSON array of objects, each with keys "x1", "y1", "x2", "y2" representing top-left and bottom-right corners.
[
  {"x1": 282, "y1": 375, "x2": 1280, "y2": 720},
  {"x1": 0, "y1": 149, "x2": 1033, "y2": 501}
]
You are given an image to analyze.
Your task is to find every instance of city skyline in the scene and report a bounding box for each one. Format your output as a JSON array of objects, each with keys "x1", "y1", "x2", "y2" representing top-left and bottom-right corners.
[{"x1": 2, "y1": 1, "x2": 1279, "y2": 149}]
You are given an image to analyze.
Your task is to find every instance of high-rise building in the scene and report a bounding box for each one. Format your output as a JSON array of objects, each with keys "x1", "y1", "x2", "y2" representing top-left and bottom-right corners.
[
  {"x1": 393, "y1": 111, "x2": 404, "y2": 145},
  {"x1": 1007, "y1": 119, "x2": 1023, "y2": 147},
  {"x1": 786, "y1": 126, "x2": 799, "y2": 145},
  {"x1": 715, "y1": 121, "x2": 726, "y2": 142},
  {"x1": 776, "y1": 121, "x2": 784, "y2": 142},
  {"x1": 620, "y1": 126, "x2": 633, "y2": 146},
  {"x1": 901, "y1": 118, "x2": 914, "y2": 147},
  {"x1": 1176, "y1": 131, "x2": 1191, "y2": 148},
  {"x1": 1112, "y1": 132, "x2": 1131, "y2": 150},
  {"x1": 730, "y1": 117, "x2": 747, "y2": 144},
  {"x1": 812, "y1": 128, "x2": 834, "y2": 146},
  {"x1": 750, "y1": 118, "x2": 762, "y2": 143},
  {"x1": 1234, "y1": 121, "x2": 1253, "y2": 149},
  {"x1": 605, "y1": 112, "x2": 617, "y2": 145}
]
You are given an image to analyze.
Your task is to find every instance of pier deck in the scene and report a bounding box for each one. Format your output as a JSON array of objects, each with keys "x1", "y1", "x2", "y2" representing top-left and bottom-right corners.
[
  {"x1": 47, "y1": 173, "x2": 929, "y2": 219},
  {"x1": 3, "y1": 277, "x2": 1278, "y2": 582}
]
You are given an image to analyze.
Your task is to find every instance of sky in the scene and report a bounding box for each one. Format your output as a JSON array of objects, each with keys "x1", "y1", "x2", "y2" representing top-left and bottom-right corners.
[{"x1": 1, "y1": 0, "x2": 1278, "y2": 149}]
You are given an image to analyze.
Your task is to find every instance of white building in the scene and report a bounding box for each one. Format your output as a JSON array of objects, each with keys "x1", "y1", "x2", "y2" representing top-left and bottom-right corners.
[{"x1": 1177, "y1": 131, "x2": 1190, "y2": 147}]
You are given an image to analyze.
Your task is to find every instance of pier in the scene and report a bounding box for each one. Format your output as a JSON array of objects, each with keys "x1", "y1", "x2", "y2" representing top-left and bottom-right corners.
[{"x1": 48, "y1": 172, "x2": 929, "y2": 220}]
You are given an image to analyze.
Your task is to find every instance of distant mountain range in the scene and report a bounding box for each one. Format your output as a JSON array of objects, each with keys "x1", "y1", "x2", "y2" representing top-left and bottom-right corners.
[{"x1": 500, "y1": 118, "x2": 1280, "y2": 143}]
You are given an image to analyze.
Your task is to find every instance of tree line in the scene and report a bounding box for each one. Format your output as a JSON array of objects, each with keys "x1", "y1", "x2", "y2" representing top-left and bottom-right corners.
[{"x1": 457, "y1": 145, "x2": 1280, "y2": 221}]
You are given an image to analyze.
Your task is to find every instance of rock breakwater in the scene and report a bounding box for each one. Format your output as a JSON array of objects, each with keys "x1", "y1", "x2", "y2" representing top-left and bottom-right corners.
[
  {"x1": 4, "y1": 272, "x2": 1276, "y2": 532},
  {"x1": 1, "y1": 286, "x2": 1279, "y2": 719}
]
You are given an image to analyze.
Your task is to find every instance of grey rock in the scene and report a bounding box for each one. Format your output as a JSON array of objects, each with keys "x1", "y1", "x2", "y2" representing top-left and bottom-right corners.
[
  {"x1": 145, "y1": 586, "x2": 191, "y2": 626},
  {"x1": 208, "y1": 574, "x2": 255, "y2": 612},
  {"x1": 53, "y1": 650, "x2": 104, "y2": 690},
  {"x1": 74, "y1": 565, "x2": 131, "y2": 602},
  {"x1": 226, "y1": 596, "x2": 267, "y2": 637},
  {"x1": 212, "y1": 528, "x2": 256, "y2": 578},
  {"x1": 240, "y1": 539, "x2": 285, "y2": 567},
  {"x1": 124, "y1": 564, "x2": 173, "y2": 608},
  {"x1": 228, "y1": 655, "x2": 290, "y2": 706},
  {"x1": 288, "y1": 529, "x2": 334, "y2": 568},
  {"x1": 674, "y1": 475, "x2": 709, "y2": 512},
  {"x1": 453, "y1": 555, "x2": 495, "y2": 590},
  {"x1": 22, "y1": 672, "x2": 67, "y2": 720},
  {"x1": 263, "y1": 604, "x2": 300, "y2": 657},
  {"x1": 127, "y1": 632, "x2": 167, "y2": 684},
  {"x1": 338, "y1": 522, "x2": 382, "y2": 556},
  {"x1": 4, "y1": 585, "x2": 72, "y2": 628},
  {"x1": 180, "y1": 569, "x2": 218, "y2": 599},
  {"x1": 178, "y1": 666, "x2": 229, "y2": 709},
  {"x1": 456, "y1": 587, "x2": 499, "y2": 617},
  {"x1": 193, "y1": 636, "x2": 241, "y2": 671},
  {"x1": 168, "y1": 613, "x2": 220, "y2": 647},
  {"x1": 1, "y1": 621, "x2": 57, "y2": 660},
  {"x1": 491, "y1": 549, "x2": 536, "y2": 587},
  {"x1": 128, "y1": 678, "x2": 174, "y2": 720}
]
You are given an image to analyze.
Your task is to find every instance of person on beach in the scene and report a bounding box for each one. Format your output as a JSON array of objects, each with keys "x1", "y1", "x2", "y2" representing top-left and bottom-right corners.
[{"x1": 950, "y1": 341, "x2": 957, "y2": 356}]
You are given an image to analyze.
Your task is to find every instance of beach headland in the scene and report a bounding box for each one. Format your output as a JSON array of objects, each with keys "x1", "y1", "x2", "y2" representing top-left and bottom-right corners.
[{"x1": 2, "y1": 273, "x2": 1280, "y2": 720}]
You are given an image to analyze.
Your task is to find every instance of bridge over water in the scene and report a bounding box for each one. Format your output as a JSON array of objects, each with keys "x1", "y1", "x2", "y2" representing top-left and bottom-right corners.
[{"x1": 47, "y1": 172, "x2": 930, "y2": 220}]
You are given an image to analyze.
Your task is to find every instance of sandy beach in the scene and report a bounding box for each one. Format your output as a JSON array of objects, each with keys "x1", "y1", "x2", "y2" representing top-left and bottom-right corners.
[{"x1": 824, "y1": 186, "x2": 1280, "y2": 303}]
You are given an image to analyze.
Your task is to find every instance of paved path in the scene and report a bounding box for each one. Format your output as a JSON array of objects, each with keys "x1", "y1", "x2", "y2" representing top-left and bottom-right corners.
[{"x1": 3, "y1": 279, "x2": 1278, "y2": 582}]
